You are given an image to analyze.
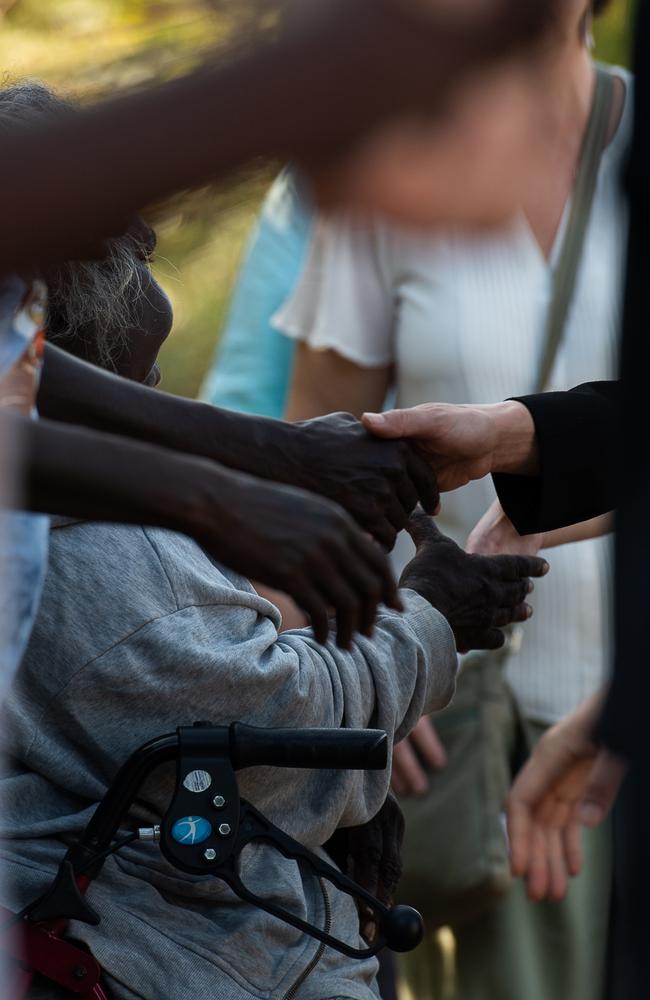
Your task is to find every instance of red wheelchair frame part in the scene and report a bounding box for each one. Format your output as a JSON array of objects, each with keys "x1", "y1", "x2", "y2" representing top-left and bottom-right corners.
[{"x1": 1, "y1": 880, "x2": 110, "y2": 999}]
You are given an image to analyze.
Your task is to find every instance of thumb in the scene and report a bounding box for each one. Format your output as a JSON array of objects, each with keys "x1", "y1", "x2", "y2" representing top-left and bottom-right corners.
[
  {"x1": 578, "y1": 751, "x2": 627, "y2": 828},
  {"x1": 362, "y1": 406, "x2": 434, "y2": 440},
  {"x1": 406, "y1": 508, "x2": 439, "y2": 547},
  {"x1": 362, "y1": 410, "x2": 405, "y2": 439}
]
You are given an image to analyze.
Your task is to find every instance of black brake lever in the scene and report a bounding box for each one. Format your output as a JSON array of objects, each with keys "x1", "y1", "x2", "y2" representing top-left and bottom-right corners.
[
  {"x1": 158, "y1": 735, "x2": 423, "y2": 960},
  {"x1": 212, "y1": 799, "x2": 424, "y2": 960}
]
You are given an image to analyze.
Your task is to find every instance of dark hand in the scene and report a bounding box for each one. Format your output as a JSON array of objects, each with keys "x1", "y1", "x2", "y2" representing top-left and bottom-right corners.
[
  {"x1": 192, "y1": 466, "x2": 400, "y2": 649},
  {"x1": 325, "y1": 793, "x2": 405, "y2": 942},
  {"x1": 283, "y1": 413, "x2": 439, "y2": 550},
  {"x1": 399, "y1": 510, "x2": 548, "y2": 653}
]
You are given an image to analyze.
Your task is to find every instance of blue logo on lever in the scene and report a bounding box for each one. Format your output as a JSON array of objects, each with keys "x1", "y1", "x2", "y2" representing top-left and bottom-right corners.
[{"x1": 171, "y1": 816, "x2": 212, "y2": 845}]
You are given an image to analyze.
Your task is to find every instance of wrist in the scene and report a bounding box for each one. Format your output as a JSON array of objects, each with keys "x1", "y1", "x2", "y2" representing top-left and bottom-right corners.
[{"x1": 489, "y1": 401, "x2": 538, "y2": 476}]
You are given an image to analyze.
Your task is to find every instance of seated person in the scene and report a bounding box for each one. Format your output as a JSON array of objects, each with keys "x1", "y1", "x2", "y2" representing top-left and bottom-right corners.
[{"x1": 0, "y1": 211, "x2": 547, "y2": 1000}]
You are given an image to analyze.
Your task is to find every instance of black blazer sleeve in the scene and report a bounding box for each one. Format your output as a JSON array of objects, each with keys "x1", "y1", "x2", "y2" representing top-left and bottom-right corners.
[{"x1": 492, "y1": 380, "x2": 619, "y2": 535}]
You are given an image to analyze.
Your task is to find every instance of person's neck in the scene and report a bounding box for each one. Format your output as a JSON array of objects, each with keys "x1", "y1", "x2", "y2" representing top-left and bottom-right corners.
[
  {"x1": 522, "y1": 49, "x2": 598, "y2": 260},
  {"x1": 547, "y1": 48, "x2": 596, "y2": 160}
]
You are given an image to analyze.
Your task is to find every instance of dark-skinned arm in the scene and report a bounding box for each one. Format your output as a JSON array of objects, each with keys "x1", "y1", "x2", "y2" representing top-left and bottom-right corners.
[
  {"x1": 0, "y1": 0, "x2": 554, "y2": 273},
  {"x1": 6, "y1": 410, "x2": 399, "y2": 647},
  {"x1": 40, "y1": 343, "x2": 438, "y2": 548}
]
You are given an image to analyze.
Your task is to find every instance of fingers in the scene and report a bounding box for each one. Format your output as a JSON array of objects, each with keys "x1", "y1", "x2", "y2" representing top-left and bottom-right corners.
[
  {"x1": 456, "y1": 627, "x2": 505, "y2": 653},
  {"x1": 386, "y1": 493, "x2": 409, "y2": 536},
  {"x1": 405, "y1": 447, "x2": 440, "y2": 514},
  {"x1": 577, "y1": 751, "x2": 627, "y2": 828},
  {"x1": 490, "y1": 554, "x2": 549, "y2": 581},
  {"x1": 526, "y1": 823, "x2": 550, "y2": 901},
  {"x1": 411, "y1": 716, "x2": 448, "y2": 771},
  {"x1": 307, "y1": 554, "x2": 368, "y2": 650},
  {"x1": 507, "y1": 796, "x2": 532, "y2": 878},
  {"x1": 525, "y1": 824, "x2": 571, "y2": 902},
  {"x1": 328, "y1": 576, "x2": 363, "y2": 651},
  {"x1": 317, "y1": 532, "x2": 401, "y2": 648},
  {"x1": 297, "y1": 584, "x2": 331, "y2": 645},
  {"x1": 368, "y1": 511, "x2": 400, "y2": 550},
  {"x1": 563, "y1": 818, "x2": 583, "y2": 878},
  {"x1": 496, "y1": 578, "x2": 532, "y2": 608},
  {"x1": 391, "y1": 737, "x2": 430, "y2": 797},
  {"x1": 334, "y1": 547, "x2": 383, "y2": 638},
  {"x1": 406, "y1": 507, "x2": 440, "y2": 547},
  {"x1": 546, "y1": 827, "x2": 570, "y2": 902},
  {"x1": 351, "y1": 532, "x2": 402, "y2": 611},
  {"x1": 493, "y1": 603, "x2": 532, "y2": 627},
  {"x1": 395, "y1": 475, "x2": 419, "y2": 522}
]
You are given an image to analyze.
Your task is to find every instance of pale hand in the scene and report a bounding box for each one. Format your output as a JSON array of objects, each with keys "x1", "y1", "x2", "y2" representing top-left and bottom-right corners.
[
  {"x1": 362, "y1": 400, "x2": 536, "y2": 493},
  {"x1": 391, "y1": 716, "x2": 448, "y2": 797},
  {"x1": 467, "y1": 499, "x2": 544, "y2": 557},
  {"x1": 506, "y1": 692, "x2": 627, "y2": 902}
]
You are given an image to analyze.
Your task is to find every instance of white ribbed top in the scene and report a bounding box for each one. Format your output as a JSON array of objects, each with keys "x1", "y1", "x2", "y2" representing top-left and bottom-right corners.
[{"x1": 274, "y1": 68, "x2": 632, "y2": 723}]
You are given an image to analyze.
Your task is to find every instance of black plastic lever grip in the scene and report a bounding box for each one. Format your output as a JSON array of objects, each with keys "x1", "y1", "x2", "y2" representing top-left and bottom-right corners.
[{"x1": 229, "y1": 723, "x2": 388, "y2": 771}]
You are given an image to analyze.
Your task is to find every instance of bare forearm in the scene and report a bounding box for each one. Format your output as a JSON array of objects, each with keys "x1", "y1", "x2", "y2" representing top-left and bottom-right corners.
[
  {"x1": 285, "y1": 345, "x2": 390, "y2": 421},
  {"x1": 0, "y1": 0, "x2": 554, "y2": 273},
  {"x1": 15, "y1": 409, "x2": 218, "y2": 532},
  {"x1": 38, "y1": 345, "x2": 438, "y2": 552},
  {"x1": 39, "y1": 344, "x2": 289, "y2": 480},
  {"x1": 542, "y1": 513, "x2": 613, "y2": 549}
]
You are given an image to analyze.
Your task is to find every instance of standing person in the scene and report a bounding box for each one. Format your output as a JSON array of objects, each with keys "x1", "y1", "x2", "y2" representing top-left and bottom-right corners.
[
  {"x1": 201, "y1": 169, "x2": 311, "y2": 419},
  {"x1": 274, "y1": 3, "x2": 627, "y2": 998}
]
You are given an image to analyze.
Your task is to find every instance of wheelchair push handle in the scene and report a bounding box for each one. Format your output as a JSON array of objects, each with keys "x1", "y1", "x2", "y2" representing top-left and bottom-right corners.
[
  {"x1": 80, "y1": 723, "x2": 388, "y2": 855},
  {"x1": 227, "y1": 722, "x2": 388, "y2": 771}
]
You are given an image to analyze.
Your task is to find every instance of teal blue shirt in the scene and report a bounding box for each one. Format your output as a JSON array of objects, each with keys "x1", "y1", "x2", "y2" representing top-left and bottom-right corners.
[{"x1": 201, "y1": 169, "x2": 311, "y2": 418}]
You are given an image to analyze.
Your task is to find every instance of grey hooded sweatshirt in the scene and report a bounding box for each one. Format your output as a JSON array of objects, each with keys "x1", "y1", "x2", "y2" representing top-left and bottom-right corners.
[{"x1": 0, "y1": 518, "x2": 456, "y2": 1000}]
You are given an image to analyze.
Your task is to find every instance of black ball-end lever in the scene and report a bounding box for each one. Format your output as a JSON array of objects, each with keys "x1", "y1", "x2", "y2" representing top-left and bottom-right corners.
[{"x1": 381, "y1": 904, "x2": 424, "y2": 953}]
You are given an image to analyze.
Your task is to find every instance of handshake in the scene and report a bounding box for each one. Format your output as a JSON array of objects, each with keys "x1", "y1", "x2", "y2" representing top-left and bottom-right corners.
[
  {"x1": 226, "y1": 411, "x2": 548, "y2": 653},
  {"x1": 228, "y1": 413, "x2": 549, "y2": 652}
]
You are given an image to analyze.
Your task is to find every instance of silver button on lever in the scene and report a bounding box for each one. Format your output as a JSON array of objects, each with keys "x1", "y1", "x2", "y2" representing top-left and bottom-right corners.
[{"x1": 137, "y1": 825, "x2": 161, "y2": 843}]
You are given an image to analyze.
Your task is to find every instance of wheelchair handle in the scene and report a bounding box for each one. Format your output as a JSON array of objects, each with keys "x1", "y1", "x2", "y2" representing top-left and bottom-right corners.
[
  {"x1": 225, "y1": 722, "x2": 387, "y2": 770},
  {"x1": 78, "y1": 724, "x2": 387, "y2": 856}
]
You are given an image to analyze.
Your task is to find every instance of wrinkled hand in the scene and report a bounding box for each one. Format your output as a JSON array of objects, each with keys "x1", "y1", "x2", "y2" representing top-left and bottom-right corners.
[
  {"x1": 467, "y1": 499, "x2": 544, "y2": 556},
  {"x1": 325, "y1": 792, "x2": 405, "y2": 941},
  {"x1": 284, "y1": 412, "x2": 440, "y2": 549},
  {"x1": 362, "y1": 400, "x2": 536, "y2": 493},
  {"x1": 507, "y1": 692, "x2": 627, "y2": 902},
  {"x1": 193, "y1": 467, "x2": 400, "y2": 648},
  {"x1": 391, "y1": 716, "x2": 447, "y2": 797},
  {"x1": 399, "y1": 510, "x2": 548, "y2": 652}
]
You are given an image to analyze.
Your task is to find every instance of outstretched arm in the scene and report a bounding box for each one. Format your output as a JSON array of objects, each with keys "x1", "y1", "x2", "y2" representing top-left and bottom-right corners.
[
  {"x1": 363, "y1": 381, "x2": 619, "y2": 534},
  {"x1": 467, "y1": 500, "x2": 613, "y2": 558},
  {"x1": 39, "y1": 344, "x2": 438, "y2": 549},
  {"x1": 0, "y1": 0, "x2": 555, "y2": 273},
  {"x1": 7, "y1": 409, "x2": 399, "y2": 646}
]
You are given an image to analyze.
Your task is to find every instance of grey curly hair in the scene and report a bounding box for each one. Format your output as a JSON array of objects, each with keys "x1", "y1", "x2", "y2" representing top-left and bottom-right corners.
[{"x1": 0, "y1": 79, "x2": 150, "y2": 369}]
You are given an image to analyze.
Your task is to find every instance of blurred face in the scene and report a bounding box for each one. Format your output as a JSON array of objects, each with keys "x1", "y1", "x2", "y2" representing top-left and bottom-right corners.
[
  {"x1": 310, "y1": 54, "x2": 555, "y2": 230},
  {"x1": 310, "y1": 0, "x2": 597, "y2": 232}
]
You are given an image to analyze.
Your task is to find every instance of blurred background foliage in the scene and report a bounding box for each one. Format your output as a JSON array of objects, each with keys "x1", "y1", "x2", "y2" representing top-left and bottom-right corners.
[{"x1": 0, "y1": 0, "x2": 635, "y2": 399}]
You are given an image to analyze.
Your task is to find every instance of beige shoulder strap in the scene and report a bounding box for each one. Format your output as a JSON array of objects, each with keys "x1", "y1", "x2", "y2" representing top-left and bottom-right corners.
[{"x1": 533, "y1": 66, "x2": 615, "y2": 394}]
